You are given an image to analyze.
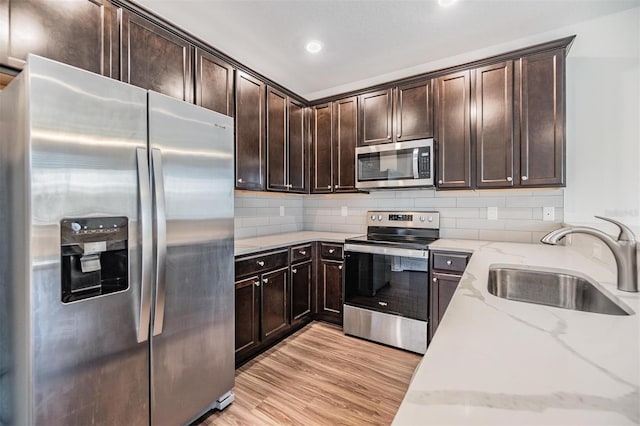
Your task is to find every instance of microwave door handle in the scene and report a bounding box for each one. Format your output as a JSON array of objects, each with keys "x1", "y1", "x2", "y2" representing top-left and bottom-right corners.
[
  {"x1": 412, "y1": 148, "x2": 419, "y2": 179},
  {"x1": 151, "y1": 148, "x2": 167, "y2": 337},
  {"x1": 136, "y1": 147, "x2": 153, "y2": 343}
]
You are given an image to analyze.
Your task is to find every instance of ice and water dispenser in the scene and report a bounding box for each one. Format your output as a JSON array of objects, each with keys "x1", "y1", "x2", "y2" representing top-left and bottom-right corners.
[{"x1": 60, "y1": 217, "x2": 129, "y2": 303}]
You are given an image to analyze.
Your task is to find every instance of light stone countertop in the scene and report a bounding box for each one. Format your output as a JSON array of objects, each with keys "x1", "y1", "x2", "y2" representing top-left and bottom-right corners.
[
  {"x1": 394, "y1": 239, "x2": 640, "y2": 425},
  {"x1": 234, "y1": 231, "x2": 362, "y2": 256}
]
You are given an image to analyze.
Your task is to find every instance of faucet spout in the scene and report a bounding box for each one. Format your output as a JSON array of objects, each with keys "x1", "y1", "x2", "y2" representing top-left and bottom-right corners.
[{"x1": 540, "y1": 218, "x2": 638, "y2": 293}]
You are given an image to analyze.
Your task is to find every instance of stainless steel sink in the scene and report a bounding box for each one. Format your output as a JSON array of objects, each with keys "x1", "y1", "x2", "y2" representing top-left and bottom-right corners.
[{"x1": 488, "y1": 265, "x2": 634, "y2": 316}]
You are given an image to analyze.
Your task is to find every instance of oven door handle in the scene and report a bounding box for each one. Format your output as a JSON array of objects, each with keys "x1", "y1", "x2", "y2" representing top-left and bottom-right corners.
[{"x1": 344, "y1": 243, "x2": 429, "y2": 259}]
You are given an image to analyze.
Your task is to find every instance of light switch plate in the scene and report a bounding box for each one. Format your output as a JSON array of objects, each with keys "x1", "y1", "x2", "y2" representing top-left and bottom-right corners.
[
  {"x1": 280, "y1": 206, "x2": 285, "y2": 216},
  {"x1": 543, "y1": 207, "x2": 555, "y2": 221},
  {"x1": 487, "y1": 207, "x2": 498, "y2": 221},
  {"x1": 341, "y1": 206, "x2": 348, "y2": 217}
]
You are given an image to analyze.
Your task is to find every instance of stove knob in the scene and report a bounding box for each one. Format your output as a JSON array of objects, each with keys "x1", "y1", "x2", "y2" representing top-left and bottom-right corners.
[
  {"x1": 428, "y1": 216, "x2": 433, "y2": 222},
  {"x1": 419, "y1": 216, "x2": 425, "y2": 222},
  {"x1": 378, "y1": 215, "x2": 383, "y2": 221},
  {"x1": 370, "y1": 214, "x2": 376, "y2": 221}
]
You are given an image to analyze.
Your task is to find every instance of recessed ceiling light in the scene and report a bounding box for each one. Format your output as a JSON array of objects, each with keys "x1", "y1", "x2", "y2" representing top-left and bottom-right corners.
[
  {"x1": 438, "y1": 0, "x2": 458, "y2": 6},
  {"x1": 305, "y1": 40, "x2": 323, "y2": 54}
]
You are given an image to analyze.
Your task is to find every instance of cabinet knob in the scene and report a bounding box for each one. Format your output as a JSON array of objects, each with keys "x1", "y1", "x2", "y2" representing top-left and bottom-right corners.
[
  {"x1": 438, "y1": 179, "x2": 443, "y2": 185},
  {"x1": 506, "y1": 176, "x2": 513, "y2": 182},
  {"x1": 446, "y1": 260, "x2": 452, "y2": 266},
  {"x1": 263, "y1": 278, "x2": 269, "y2": 284},
  {"x1": 287, "y1": 184, "x2": 293, "y2": 188},
  {"x1": 254, "y1": 281, "x2": 260, "y2": 287},
  {"x1": 299, "y1": 250, "x2": 306, "y2": 255},
  {"x1": 522, "y1": 176, "x2": 528, "y2": 181},
  {"x1": 292, "y1": 268, "x2": 297, "y2": 274},
  {"x1": 237, "y1": 178, "x2": 243, "y2": 183},
  {"x1": 338, "y1": 265, "x2": 342, "y2": 270},
  {"x1": 433, "y1": 277, "x2": 437, "y2": 282},
  {"x1": 327, "y1": 185, "x2": 332, "y2": 190},
  {"x1": 257, "y1": 260, "x2": 265, "y2": 267},
  {"x1": 328, "y1": 249, "x2": 335, "y2": 254}
]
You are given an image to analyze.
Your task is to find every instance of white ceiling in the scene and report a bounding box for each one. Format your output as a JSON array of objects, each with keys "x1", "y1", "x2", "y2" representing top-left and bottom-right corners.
[{"x1": 136, "y1": 0, "x2": 640, "y2": 100}]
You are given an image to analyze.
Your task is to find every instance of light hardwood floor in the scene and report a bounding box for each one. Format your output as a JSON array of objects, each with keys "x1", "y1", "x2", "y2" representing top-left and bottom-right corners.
[{"x1": 198, "y1": 322, "x2": 421, "y2": 426}]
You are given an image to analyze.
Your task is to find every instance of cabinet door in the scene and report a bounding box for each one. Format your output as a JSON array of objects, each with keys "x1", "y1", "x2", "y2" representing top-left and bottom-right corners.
[
  {"x1": 235, "y1": 276, "x2": 260, "y2": 358},
  {"x1": 235, "y1": 71, "x2": 266, "y2": 190},
  {"x1": 359, "y1": 88, "x2": 393, "y2": 145},
  {"x1": 334, "y1": 96, "x2": 358, "y2": 192},
  {"x1": 288, "y1": 99, "x2": 307, "y2": 193},
  {"x1": 290, "y1": 261, "x2": 312, "y2": 324},
  {"x1": 1, "y1": 0, "x2": 118, "y2": 77},
  {"x1": 429, "y1": 272, "x2": 461, "y2": 340},
  {"x1": 319, "y1": 259, "x2": 343, "y2": 325},
  {"x1": 267, "y1": 87, "x2": 288, "y2": 191},
  {"x1": 121, "y1": 10, "x2": 193, "y2": 102},
  {"x1": 519, "y1": 49, "x2": 565, "y2": 187},
  {"x1": 261, "y1": 267, "x2": 289, "y2": 340},
  {"x1": 475, "y1": 61, "x2": 515, "y2": 188},
  {"x1": 194, "y1": 48, "x2": 234, "y2": 116},
  {"x1": 396, "y1": 80, "x2": 433, "y2": 141},
  {"x1": 312, "y1": 103, "x2": 333, "y2": 193},
  {"x1": 435, "y1": 70, "x2": 472, "y2": 189}
]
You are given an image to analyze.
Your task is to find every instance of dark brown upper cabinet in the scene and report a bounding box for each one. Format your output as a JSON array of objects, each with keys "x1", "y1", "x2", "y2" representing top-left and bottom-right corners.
[
  {"x1": 235, "y1": 71, "x2": 266, "y2": 190},
  {"x1": 518, "y1": 49, "x2": 565, "y2": 187},
  {"x1": 121, "y1": 10, "x2": 193, "y2": 102},
  {"x1": 194, "y1": 48, "x2": 234, "y2": 117},
  {"x1": 474, "y1": 61, "x2": 515, "y2": 188},
  {"x1": 0, "y1": 0, "x2": 118, "y2": 78},
  {"x1": 333, "y1": 96, "x2": 358, "y2": 192},
  {"x1": 395, "y1": 80, "x2": 433, "y2": 141},
  {"x1": 359, "y1": 89, "x2": 393, "y2": 145},
  {"x1": 435, "y1": 70, "x2": 472, "y2": 189},
  {"x1": 267, "y1": 87, "x2": 288, "y2": 191},
  {"x1": 287, "y1": 99, "x2": 307, "y2": 193},
  {"x1": 266, "y1": 87, "x2": 307, "y2": 193},
  {"x1": 312, "y1": 103, "x2": 334, "y2": 193}
]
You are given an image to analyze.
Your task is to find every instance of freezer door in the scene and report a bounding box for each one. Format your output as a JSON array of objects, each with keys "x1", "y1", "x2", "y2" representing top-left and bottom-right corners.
[
  {"x1": 148, "y1": 91, "x2": 235, "y2": 425},
  {"x1": 21, "y1": 56, "x2": 150, "y2": 425}
]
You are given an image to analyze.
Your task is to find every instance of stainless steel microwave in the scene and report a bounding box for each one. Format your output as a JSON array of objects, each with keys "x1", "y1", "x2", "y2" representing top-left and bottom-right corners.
[{"x1": 355, "y1": 138, "x2": 434, "y2": 189}]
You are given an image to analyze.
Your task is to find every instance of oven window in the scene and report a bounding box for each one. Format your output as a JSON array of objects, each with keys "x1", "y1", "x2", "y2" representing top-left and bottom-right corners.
[
  {"x1": 344, "y1": 251, "x2": 428, "y2": 321},
  {"x1": 357, "y1": 148, "x2": 415, "y2": 181}
]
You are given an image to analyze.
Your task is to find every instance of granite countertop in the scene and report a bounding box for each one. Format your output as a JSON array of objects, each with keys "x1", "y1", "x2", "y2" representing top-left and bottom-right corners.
[
  {"x1": 234, "y1": 231, "x2": 362, "y2": 256},
  {"x1": 394, "y1": 239, "x2": 640, "y2": 425}
]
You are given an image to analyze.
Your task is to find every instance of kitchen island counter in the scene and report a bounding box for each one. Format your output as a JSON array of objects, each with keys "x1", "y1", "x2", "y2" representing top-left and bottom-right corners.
[{"x1": 394, "y1": 239, "x2": 640, "y2": 425}]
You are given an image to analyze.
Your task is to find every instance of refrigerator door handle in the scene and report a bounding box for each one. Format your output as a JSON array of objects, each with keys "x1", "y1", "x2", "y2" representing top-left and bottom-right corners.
[
  {"x1": 137, "y1": 147, "x2": 153, "y2": 343},
  {"x1": 151, "y1": 148, "x2": 167, "y2": 336}
]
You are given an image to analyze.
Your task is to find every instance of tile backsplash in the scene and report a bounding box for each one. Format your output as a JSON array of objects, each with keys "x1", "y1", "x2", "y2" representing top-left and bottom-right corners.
[{"x1": 236, "y1": 188, "x2": 564, "y2": 244}]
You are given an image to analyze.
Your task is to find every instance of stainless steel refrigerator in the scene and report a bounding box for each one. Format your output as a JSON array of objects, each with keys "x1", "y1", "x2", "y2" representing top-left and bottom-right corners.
[{"x1": 0, "y1": 55, "x2": 235, "y2": 426}]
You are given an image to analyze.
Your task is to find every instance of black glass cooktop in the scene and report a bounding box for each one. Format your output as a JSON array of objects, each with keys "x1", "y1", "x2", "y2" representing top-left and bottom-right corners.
[{"x1": 345, "y1": 233, "x2": 438, "y2": 250}]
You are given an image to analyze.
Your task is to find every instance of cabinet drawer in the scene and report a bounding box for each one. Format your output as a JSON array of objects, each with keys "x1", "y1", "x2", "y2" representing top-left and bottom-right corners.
[
  {"x1": 320, "y1": 243, "x2": 343, "y2": 260},
  {"x1": 290, "y1": 244, "x2": 312, "y2": 263},
  {"x1": 236, "y1": 249, "x2": 288, "y2": 279},
  {"x1": 432, "y1": 251, "x2": 470, "y2": 273}
]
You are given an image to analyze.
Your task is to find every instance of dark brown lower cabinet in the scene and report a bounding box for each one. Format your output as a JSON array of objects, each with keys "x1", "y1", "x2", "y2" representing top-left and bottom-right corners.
[
  {"x1": 317, "y1": 259, "x2": 343, "y2": 325},
  {"x1": 429, "y1": 251, "x2": 470, "y2": 341},
  {"x1": 261, "y1": 267, "x2": 289, "y2": 340},
  {"x1": 291, "y1": 260, "x2": 313, "y2": 326},
  {"x1": 234, "y1": 275, "x2": 260, "y2": 361}
]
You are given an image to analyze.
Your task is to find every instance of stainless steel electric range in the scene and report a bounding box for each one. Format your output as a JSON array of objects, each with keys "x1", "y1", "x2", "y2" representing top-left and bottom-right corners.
[{"x1": 343, "y1": 211, "x2": 440, "y2": 354}]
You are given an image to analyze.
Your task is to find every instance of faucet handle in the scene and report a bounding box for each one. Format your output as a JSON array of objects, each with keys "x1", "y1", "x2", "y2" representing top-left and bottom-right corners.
[{"x1": 595, "y1": 216, "x2": 636, "y2": 242}]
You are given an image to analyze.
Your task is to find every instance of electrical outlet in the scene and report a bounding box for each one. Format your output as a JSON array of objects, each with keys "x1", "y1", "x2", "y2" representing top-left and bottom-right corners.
[
  {"x1": 543, "y1": 207, "x2": 555, "y2": 221},
  {"x1": 487, "y1": 207, "x2": 498, "y2": 221},
  {"x1": 279, "y1": 206, "x2": 285, "y2": 216},
  {"x1": 341, "y1": 206, "x2": 348, "y2": 217}
]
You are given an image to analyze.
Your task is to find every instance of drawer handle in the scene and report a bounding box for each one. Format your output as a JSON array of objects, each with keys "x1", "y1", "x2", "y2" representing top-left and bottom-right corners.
[
  {"x1": 254, "y1": 281, "x2": 260, "y2": 287},
  {"x1": 338, "y1": 265, "x2": 342, "y2": 270},
  {"x1": 328, "y1": 249, "x2": 335, "y2": 254},
  {"x1": 292, "y1": 268, "x2": 297, "y2": 274},
  {"x1": 299, "y1": 250, "x2": 306, "y2": 255},
  {"x1": 257, "y1": 260, "x2": 265, "y2": 267},
  {"x1": 446, "y1": 260, "x2": 452, "y2": 266},
  {"x1": 263, "y1": 278, "x2": 269, "y2": 284},
  {"x1": 433, "y1": 277, "x2": 437, "y2": 282},
  {"x1": 378, "y1": 301, "x2": 388, "y2": 307}
]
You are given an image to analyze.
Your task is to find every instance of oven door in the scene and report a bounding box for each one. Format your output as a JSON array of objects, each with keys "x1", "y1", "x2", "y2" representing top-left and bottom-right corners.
[{"x1": 343, "y1": 244, "x2": 429, "y2": 321}]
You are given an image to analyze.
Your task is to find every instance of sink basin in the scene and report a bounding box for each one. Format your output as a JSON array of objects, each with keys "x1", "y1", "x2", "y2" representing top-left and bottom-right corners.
[{"x1": 487, "y1": 264, "x2": 634, "y2": 316}]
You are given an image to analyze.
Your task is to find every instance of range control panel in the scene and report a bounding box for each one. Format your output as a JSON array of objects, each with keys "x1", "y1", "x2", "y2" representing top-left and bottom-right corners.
[{"x1": 366, "y1": 211, "x2": 440, "y2": 229}]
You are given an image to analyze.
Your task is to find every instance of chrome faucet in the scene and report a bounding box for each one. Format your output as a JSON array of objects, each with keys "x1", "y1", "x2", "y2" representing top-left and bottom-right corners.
[{"x1": 541, "y1": 216, "x2": 638, "y2": 292}]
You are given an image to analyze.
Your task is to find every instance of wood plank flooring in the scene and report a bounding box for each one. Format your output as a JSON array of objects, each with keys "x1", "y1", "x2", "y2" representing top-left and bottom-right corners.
[{"x1": 198, "y1": 322, "x2": 421, "y2": 426}]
